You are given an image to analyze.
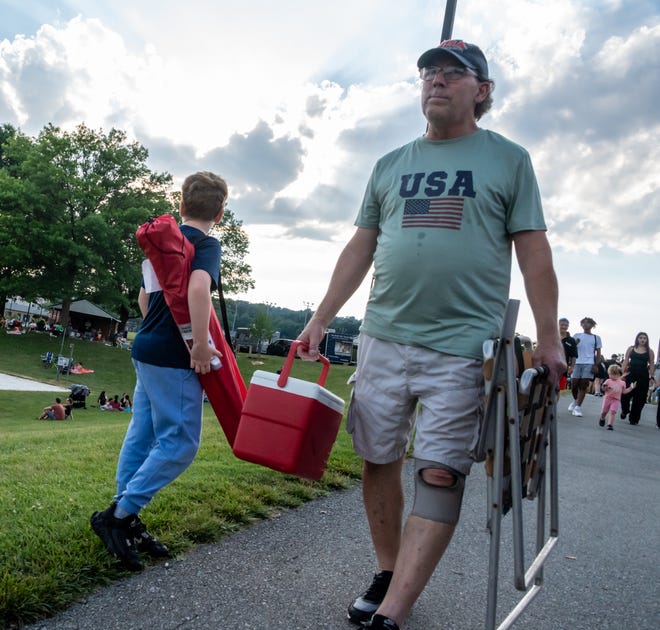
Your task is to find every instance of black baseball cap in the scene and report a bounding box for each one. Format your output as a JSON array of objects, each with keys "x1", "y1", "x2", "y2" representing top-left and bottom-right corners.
[{"x1": 417, "y1": 39, "x2": 489, "y2": 80}]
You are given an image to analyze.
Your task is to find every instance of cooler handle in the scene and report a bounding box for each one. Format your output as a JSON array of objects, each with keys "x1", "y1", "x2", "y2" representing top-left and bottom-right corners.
[{"x1": 277, "y1": 340, "x2": 330, "y2": 388}]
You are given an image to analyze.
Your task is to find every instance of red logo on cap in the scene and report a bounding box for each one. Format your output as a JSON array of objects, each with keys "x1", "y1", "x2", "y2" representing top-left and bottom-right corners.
[{"x1": 439, "y1": 39, "x2": 467, "y2": 50}]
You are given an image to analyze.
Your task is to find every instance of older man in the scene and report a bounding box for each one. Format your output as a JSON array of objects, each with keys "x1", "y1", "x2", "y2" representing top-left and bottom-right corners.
[{"x1": 298, "y1": 39, "x2": 564, "y2": 629}]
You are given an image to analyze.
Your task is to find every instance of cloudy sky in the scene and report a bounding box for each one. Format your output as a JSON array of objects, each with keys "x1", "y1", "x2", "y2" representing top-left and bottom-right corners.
[{"x1": 1, "y1": 0, "x2": 659, "y2": 356}]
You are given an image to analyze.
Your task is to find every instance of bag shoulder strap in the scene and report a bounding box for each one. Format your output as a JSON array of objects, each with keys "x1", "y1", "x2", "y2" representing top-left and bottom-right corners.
[{"x1": 216, "y1": 272, "x2": 235, "y2": 353}]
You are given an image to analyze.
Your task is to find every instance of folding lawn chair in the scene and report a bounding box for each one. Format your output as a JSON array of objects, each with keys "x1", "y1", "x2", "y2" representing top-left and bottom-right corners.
[
  {"x1": 56, "y1": 356, "x2": 72, "y2": 375},
  {"x1": 472, "y1": 299, "x2": 559, "y2": 630}
]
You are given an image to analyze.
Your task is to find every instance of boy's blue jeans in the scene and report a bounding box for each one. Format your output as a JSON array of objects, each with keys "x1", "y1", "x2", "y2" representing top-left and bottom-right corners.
[{"x1": 114, "y1": 360, "x2": 203, "y2": 516}]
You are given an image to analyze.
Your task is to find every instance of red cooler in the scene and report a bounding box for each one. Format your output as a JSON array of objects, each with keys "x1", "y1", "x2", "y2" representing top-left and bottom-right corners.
[{"x1": 233, "y1": 341, "x2": 345, "y2": 480}]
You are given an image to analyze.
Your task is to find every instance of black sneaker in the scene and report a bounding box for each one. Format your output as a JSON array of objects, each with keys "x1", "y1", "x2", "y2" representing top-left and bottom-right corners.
[
  {"x1": 365, "y1": 614, "x2": 400, "y2": 629},
  {"x1": 598, "y1": 418, "x2": 605, "y2": 427},
  {"x1": 607, "y1": 425, "x2": 613, "y2": 431},
  {"x1": 90, "y1": 505, "x2": 143, "y2": 571},
  {"x1": 129, "y1": 516, "x2": 170, "y2": 558},
  {"x1": 348, "y1": 570, "x2": 393, "y2": 625}
]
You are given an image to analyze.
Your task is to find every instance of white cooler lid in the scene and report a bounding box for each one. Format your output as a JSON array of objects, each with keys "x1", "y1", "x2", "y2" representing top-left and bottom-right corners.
[{"x1": 249, "y1": 370, "x2": 345, "y2": 414}]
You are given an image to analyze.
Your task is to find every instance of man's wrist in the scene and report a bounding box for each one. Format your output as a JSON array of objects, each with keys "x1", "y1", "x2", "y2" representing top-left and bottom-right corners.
[{"x1": 307, "y1": 313, "x2": 330, "y2": 331}]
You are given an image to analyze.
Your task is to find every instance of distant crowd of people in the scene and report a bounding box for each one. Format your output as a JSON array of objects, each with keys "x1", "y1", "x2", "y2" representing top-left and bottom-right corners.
[
  {"x1": 560, "y1": 317, "x2": 659, "y2": 430},
  {"x1": 2, "y1": 313, "x2": 129, "y2": 346},
  {"x1": 3, "y1": 314, "x2": 66, "y2": 335},
  {"x1": 37, "y1": 391, "x2": 133, "y2": 420},
  {"x1": 97, "y1": 390, "x2": 132, "y2": 413}
]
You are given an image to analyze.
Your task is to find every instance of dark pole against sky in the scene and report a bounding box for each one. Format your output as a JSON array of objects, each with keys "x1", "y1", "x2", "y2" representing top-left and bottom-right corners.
[{"x1": 442, "y1": 0, "x2": 457, "y2": 40}]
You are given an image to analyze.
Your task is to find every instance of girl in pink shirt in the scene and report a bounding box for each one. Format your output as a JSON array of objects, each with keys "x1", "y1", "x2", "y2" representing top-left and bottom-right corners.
[{"x1": 600, "y1": 364, "x2": 636, "y2": 430}]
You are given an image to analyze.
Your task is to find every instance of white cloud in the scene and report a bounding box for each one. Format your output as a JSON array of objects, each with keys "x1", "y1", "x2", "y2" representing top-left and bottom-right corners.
[
  {"x1": 538, "y1": 129, "x2": 660, "y2": 254},
  {"x1": 478, "y1": 8, "x2": 660, "y2": 257},
  {"x1": 0, "y1": 17, "x2": 163, "y2": 134},
  {"x1": 0, "y1": 1, "x2": 659, "y2": 354},
  {"x1": 272, "y1": 80, "x2": 419, "y2": 210}
]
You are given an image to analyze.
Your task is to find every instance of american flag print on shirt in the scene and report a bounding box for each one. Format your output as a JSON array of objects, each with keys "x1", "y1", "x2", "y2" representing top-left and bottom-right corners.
[{"x1": 402, "y1": 197, "x2": 465, "y2": 230}]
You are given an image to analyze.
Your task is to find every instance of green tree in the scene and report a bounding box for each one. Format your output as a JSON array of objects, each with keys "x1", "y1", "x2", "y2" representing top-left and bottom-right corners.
[
  {"x1": 1, "y1": 124, "x2": 255, "y2": 328},
  {"x1": 0, "y1": 124, "x2": 17, "y2": 310},
  {"x1": 169, "y1": 197, "x2": 254, "y2": 297},
  {"x1": 211, "y1": 209, "x2": 254, "y2": 295},
  {"x1": 250, "y1": 309, "x2": 276, "y2": 351},
  {"x1": 0, "y1": 124, "x2": 39, "y2": 313},
  {"x1": 0, "y1": 124, "x2": 173, "y2": 325},
  {"x1": 331, "y1": 315, "x2": 361, "y2": 336}
]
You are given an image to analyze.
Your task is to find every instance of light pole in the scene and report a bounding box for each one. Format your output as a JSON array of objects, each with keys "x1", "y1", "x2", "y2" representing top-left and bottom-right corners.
[
  {"x1": 302, "y1": 301, "x2": 314, "y2": 329},
  {"x1": 263, "y1": 302, "x2": 276, "y2": 345},
  {"x1": 231, "y1": 300, "x2": 240, "y2": 333}
]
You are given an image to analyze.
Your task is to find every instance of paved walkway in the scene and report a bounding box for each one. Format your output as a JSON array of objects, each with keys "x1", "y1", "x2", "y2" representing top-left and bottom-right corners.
[
  {"x1": 26, "y1": 394, "x2": 660, "y2": 630},
  {"x1": 0, "y1": 372, "x2": 68, "y2": 392}
]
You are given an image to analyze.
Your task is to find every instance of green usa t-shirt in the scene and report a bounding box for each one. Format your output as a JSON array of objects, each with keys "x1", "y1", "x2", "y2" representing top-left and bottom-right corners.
[{"x1": 357, "y1": 129, "x2": 546, "y2": 360}]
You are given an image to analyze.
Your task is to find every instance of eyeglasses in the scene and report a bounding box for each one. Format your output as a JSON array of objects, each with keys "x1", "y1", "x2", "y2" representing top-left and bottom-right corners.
[{"x1": 419, "y1": 65, "x2": 478, "y2": 82}]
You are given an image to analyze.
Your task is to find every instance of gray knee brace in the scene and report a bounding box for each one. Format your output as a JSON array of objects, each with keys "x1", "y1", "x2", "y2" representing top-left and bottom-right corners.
[{"x1": 410, "y1": 459, "x2": 466, "y2": 525}]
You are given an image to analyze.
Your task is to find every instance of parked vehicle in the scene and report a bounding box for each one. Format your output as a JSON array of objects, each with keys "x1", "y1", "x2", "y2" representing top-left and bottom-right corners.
[
  {"x1": 321, "y1": 332, "x2": 355, "y2": 364},
  {"x1": 266, "y1": 339, "x2": 295, "y2": 357},
  {"x1": 234, "y1": 327, "x2": 268, "y2": 353}
]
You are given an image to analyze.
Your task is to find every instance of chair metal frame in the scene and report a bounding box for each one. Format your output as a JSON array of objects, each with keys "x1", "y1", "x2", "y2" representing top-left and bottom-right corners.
[{"x1": 473, "y1": 299, "x2": 559, "y2": 630}]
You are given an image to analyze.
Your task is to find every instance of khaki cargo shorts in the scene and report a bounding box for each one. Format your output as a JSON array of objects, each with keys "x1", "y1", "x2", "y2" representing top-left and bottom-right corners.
[{"x1": 346, "y1": 333, "x2": 484, "y2": 475}]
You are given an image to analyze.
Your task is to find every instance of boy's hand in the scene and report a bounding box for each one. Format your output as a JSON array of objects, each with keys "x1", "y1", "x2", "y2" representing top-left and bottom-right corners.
[{"x1": 190, "y1": 341, "x2": 223, "y2": 375}]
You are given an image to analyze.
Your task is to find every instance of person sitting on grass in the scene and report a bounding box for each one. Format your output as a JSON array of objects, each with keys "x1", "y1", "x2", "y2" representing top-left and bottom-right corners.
[
  {"x1": 38, "y1": 397, "x2": 66, "y2": 421},
  {"x1": 100, "y1": 395, "x2": 122, "y2": 411},
  {"x1": 97, "y1": 390, "x2": 107, "y2": 407}
]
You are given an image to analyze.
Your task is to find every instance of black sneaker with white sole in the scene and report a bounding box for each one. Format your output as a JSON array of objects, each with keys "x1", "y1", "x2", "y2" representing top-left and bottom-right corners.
[
  {"x1": 347, "y1": 570, "x2": 393, "y2": 625},
  {"x1": 128, "y1": 515, "x2": 170, "y2": 558},
  {"x1": 364, "y1": 614, "x2": 400, "y2": 629},
  {"x1": 90, "y1": 505, "x2": 143, "y2": 571}
]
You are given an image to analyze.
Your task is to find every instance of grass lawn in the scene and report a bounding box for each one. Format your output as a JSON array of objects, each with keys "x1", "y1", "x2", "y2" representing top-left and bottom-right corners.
[{"x1": 0, "y1": 332, "x2": 362, "y2": 628}]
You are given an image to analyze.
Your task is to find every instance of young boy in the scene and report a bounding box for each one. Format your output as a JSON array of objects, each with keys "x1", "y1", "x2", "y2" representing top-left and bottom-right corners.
[
  {"x1": 599, "y1": 364, "x2": 636, "y2": 430},
  {"x1": 91, "y1": 171, "x2": 227, "y2": 571}
]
